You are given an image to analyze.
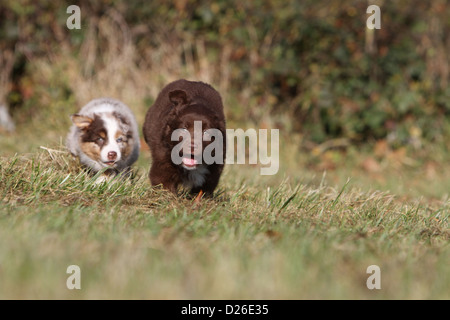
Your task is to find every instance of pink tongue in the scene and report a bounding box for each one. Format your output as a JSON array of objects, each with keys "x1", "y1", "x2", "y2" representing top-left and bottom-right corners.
[{"x1": 182, "y1": 157, "x2": 198, "y2": 166}]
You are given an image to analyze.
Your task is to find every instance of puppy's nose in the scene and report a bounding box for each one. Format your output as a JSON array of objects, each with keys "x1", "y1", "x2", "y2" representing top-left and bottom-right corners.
[{"x1": 107, "y1": 151, "x2": 117, "y2": 161}]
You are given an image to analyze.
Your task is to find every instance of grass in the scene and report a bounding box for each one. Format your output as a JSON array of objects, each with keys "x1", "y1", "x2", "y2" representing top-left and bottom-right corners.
[{"x1": 0, "y1": 144, "x2": 448, "y2": 299}]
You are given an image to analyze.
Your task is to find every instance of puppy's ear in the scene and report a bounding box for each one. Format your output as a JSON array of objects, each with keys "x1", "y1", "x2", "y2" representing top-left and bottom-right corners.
[
  {"x1": 71, "y1": 114, "x2": 93, "y2": 129},
  {"x1": 169, "y1": 90, "x2": 188, "y2": 107}
]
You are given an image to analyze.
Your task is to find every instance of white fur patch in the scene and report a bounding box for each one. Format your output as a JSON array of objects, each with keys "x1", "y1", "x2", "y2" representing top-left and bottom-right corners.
[
  {"x1": 182, "y1": 165, "x2": 209, "y2": 189},
  {"x1": 100, "y1": 114, "x2": 122, "y2": 164}
]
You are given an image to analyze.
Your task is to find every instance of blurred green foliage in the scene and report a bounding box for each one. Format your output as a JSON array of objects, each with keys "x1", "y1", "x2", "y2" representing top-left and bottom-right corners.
[{"x1": 1, "y1": 0, "x2": 449, "y2": 146}]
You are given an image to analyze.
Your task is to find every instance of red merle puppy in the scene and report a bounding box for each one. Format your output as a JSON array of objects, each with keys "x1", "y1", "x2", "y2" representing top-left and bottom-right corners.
[{"x1": 143, "y1": 79, "x2": 226, "y2": 196}]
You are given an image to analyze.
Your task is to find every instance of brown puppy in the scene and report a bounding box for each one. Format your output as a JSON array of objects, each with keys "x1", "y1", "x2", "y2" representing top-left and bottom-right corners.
[{"x1": 143, "y1": 79, "x2": 226, "y2": 196}]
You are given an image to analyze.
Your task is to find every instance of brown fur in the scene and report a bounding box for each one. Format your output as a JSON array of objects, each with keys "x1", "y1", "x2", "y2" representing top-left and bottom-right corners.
[{"x1": 143, "y1": 79, "x2": 226, "y2": 196}]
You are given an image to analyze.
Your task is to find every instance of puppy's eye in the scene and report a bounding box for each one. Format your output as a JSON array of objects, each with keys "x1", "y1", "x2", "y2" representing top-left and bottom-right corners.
[
  {"x1": 96, "y1": 137, "x2": 104, "y2": 143},
  {"x1": 116, "y1": 137, "x2": 124, "y2": 143}
]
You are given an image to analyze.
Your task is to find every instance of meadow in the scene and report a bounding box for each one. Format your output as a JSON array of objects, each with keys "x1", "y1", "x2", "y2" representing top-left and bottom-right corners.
[{"x1": 0, "y1": 130, "x2": 448, "y2": 299}]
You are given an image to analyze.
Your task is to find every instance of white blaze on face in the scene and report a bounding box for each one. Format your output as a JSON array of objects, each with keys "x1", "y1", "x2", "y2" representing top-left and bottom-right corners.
[{"x1": 100, "y1": 115, "x2": 122, "y2": 165}]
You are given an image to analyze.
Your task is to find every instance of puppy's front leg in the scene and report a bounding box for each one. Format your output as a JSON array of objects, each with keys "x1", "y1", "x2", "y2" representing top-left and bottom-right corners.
[{"x1": 149, "y1": 162, "x2": 180, "y2": 194}]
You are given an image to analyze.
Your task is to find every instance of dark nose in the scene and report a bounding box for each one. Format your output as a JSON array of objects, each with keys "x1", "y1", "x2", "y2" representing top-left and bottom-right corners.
[{"x1": 108, "y1": 151, "x2": 117, "y2": 161}]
